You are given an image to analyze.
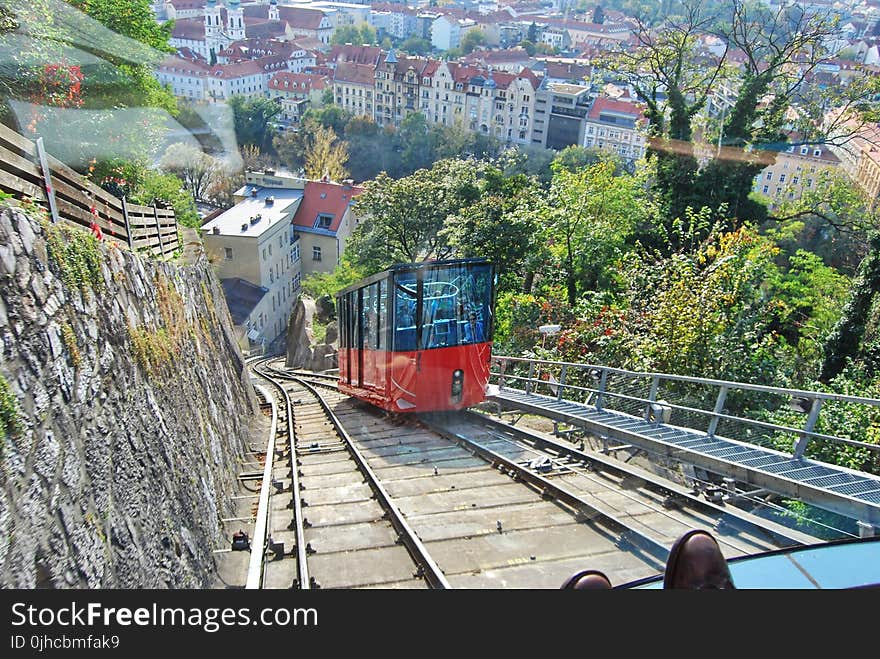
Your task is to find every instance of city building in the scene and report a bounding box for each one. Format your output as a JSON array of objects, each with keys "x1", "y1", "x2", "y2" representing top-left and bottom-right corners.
[
  {"x1": 753, "y1": 137, "x2": 841, "y2": 207},
  {"x1": 583, "y1": 96, "x2": 648, "y2": 162},
  {"x1": 202, "y1": 174, "x2": 304, "y2": 350},
  {"x1": 291, "y1": 179, "x2": 364, "y2": 278}
]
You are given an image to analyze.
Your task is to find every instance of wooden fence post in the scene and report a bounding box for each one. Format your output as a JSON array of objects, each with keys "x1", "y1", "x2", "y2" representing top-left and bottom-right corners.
[
  {"x1": 121, "y1": 196, "x2": 135, "y2": 249},
  {"x1": 34, "y1": 137, "x2": 60, "y2": 224},
  {"x1": 153, "y1": 204, "x2": 165, "y2": 259}
]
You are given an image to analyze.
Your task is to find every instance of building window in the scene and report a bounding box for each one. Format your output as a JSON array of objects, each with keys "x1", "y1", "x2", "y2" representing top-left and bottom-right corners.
[
  {"x1": 224, "y1": 247, "x2": 233, "y2": 260},
  {"x1": 807, "y1": 178, "x2": 813, "y2": 187},
  {"x1": 779, "y1": 174, "x2": 786, "y2": 183},
  {"x1": 762, "y1": 185, "x2": 769, "y2": 194},
  {"x1": 291, "y1": 242, "x2": 300, "y2": 262},
  {"x1": 316, "y1": 214, "x2": 333, "y2": 229},
  {"x1": 262, "y1": 248, "x2": 267, "y2": 260},
  {"x1": 766, "y1": 172, "x2": 772, "y2": 180},
  {"x1": 792, "y1": 176, "x2": 799, "y2": 185},
  {"x1": 313, "y1": 246, "x2": 322, "y2": 261}
]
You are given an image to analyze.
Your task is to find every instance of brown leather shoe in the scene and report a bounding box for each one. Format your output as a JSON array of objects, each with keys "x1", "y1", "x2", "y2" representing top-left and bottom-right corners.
[
  {"x1": 560, "y1": 569, "x2": 613, "y2": 589},
  {"x1": 664, "y1": 529, "x2": 736, "y2": 589}
]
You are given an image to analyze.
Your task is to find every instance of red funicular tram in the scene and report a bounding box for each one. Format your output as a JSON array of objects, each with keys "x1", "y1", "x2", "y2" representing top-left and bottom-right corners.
[{"x1": 337, "y1": 258, "x2": 495, "y2": 413}]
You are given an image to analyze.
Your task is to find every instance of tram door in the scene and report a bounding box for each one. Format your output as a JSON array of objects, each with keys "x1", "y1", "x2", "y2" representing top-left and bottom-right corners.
[{"x1": 390, "y1": 271, "x2": 418, "y2": 409}]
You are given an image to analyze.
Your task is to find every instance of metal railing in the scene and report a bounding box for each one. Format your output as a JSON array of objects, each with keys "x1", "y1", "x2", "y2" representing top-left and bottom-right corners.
[{"x1": 490, "y1": 356, "x2": 880, "y2": 463}]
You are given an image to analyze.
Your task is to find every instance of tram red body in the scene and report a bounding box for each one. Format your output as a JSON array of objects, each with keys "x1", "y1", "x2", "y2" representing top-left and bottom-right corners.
[{"x1": 337, "y1": 259, "x2": 494, "y2": 413}]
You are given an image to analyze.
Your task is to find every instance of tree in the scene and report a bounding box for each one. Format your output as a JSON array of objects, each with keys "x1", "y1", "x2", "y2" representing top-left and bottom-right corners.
[
  {"x1": 541, "y1": 160, "x2": 646, "y2": 304},
  {"x1": 461, "y1": 30, "x2": 486, "y2": 55},
  {"x1": 400, "y1": 37, "x2": 432, "y2": 56},
  {"x1": 159, "y1": 142, "x2": 219, "y2": 202},
  {"x1": 615, "y1": 0, "x2": 857, "y2": 236},
  {"x1": 304, "y1": 125, "x2": 349, "y2": 181},
  {"x1": 519, "y1": 40, "x2": 536, "y2": 57},
  {"x1": 331, "y1": 23, "x2": 377, "y2": 46},
  {"x1": 442, "y1": 165, "x2": 544, "y2": 293},
  {"x1": 347, "y1": 159, "x2": 482, "y2": 271},
  {"x1": 228, "y1": 95, "x2": 281, "y2": 153},
  {"x1": 527, "y1": 22, "x2": 538, "y2": 42}
]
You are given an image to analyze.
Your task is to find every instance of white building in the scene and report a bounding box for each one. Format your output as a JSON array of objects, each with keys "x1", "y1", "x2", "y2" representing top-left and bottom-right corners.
[{"x1": 203, "y1": 180, "x2": 305, "y2": 350}]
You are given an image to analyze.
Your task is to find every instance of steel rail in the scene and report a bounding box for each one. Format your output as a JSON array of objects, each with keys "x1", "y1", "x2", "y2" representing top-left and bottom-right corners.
[
  {"x1": 252, "y1": 362, "x2": 311, "y2": 589},
  {"x1": 420, "y1": 413, "x2": 671, "y2": 564},
  {"x1": 289, "y1": 375, "x2": 451, "y2": 589},
  {"x1": 245, "y1": 384, "x2": 278, "y2": 589},
  {"x1": 462, "y1": 410, "x2": 820, "y2": 548}
]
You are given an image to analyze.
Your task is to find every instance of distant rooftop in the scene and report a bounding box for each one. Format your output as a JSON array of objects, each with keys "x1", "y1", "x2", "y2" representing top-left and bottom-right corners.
[{"x1": 201, "y1": 186, "x2": 303, "y2": 238}]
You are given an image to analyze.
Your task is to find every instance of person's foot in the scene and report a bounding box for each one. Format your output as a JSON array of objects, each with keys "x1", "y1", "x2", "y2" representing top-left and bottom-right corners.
[
  {"x1": 664, "y1": 529, "x2": 736, "y2": 589},
  {"x1": 560, "y1": 569, "x2": 613, "y2": 589}
]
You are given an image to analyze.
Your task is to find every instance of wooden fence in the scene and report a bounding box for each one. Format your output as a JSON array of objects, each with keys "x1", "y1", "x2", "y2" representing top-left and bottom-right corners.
[{"x1": 0, "y1": 122, "x2": 179, "y2": 259}]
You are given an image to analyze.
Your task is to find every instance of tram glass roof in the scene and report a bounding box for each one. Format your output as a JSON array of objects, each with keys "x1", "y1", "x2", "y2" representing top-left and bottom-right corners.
[
  {"x1": 336, "y1": 258, "x2": 492, "y2": 297},
  {"x1": 626, "y1": 536, "x2": 880, "y2": 589}
]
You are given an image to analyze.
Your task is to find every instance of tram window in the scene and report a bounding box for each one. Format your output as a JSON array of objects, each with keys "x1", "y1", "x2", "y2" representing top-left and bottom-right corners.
[
  {"x1": 394, "y1": 275, "x2": 418, "y2": 352},
  {"x1": 421, "y1": 263, "x2": 492, "y2": 350},
  {"x1": 378, "y1": 280, "x2": 387, "y2": 351},
  {"x1": 362, "y1": 283, "x2": 379, "y2": 349}
]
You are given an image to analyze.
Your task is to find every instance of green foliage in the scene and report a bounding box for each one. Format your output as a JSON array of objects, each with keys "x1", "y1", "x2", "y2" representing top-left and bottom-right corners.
[
  {"x1": 461, "y1": 29, "x2": 486, "y2": 54},
  {"x1": 540, "y1": 160, "x2": 646, "y2": 304},
  {"x1": 300, "y1": 260, "x2": 365, "y2": 299},
  {"x1": 399, "y1": 37, "x2": 431, "y2": 56},
  {"x1": 348, "y1": 159, "x2": 483, "y2": 270},
  {"x1": 228, "y1": 95, "x2": 281, "y2": 153},
  {"x1": 60, "y1": 322, "x2": 81, "y2": 367},
  {"x1": 0, "y1": 373, "x2": 24, "y2": 449},
  {"x1": 131, "y1": 169, "x2": 201, "y2": 228},
  {"x1": 330, "y1": 23, "x2": 377, "y2": 46},
  {"x1": 44, "y1": 220, "x2": 105, "y2": 293}
]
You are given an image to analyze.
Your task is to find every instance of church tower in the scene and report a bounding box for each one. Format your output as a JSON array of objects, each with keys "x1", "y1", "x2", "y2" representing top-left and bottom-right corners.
[
  {"x1": 269, "y1": 0, "x2": 280, "y2": 22},
  {"x1": 226, "y1": 0, "x2": 246, "y2": 42},
  {"x1": 204, "y1": 0, "x2": 223, "y2": 61}
]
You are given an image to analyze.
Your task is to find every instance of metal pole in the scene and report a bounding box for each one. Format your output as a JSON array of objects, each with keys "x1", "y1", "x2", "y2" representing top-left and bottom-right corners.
[
  {"x1": 525, "y1": 361, "x2": 535, "y2": 394},
  {"x1": 595, "y1": 368, "x2": 608, "y2": 411},
  {"x1": 558, "y1": 364, "x2": 567, "y2": 402},
  {"x1": 707, "y1": 386, "x2": 728, "y2": 439},
  {"x1": 644, "y1": 375, "x2": 659, "y2": 421},
  {"x1": 793, "y1": 398, "x2": 823, "y2": 459},
  {"x1": 34, "y1": 137, "x2": 59, "y2": 224}
]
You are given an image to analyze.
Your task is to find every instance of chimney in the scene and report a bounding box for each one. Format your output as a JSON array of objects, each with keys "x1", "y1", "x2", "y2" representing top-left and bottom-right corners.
[
  {"x1": 251, "y1": 187, "x2": 258, "y2": 197},
  {"x1": 265, "y1": 195, "x2": 275, "y2": 205},
  {"x1": 212, "y1": 226, "x2": 220, "y2": 234},
  {"x1": 241, "y1": 223, "x2": 248, "y2": 232}
]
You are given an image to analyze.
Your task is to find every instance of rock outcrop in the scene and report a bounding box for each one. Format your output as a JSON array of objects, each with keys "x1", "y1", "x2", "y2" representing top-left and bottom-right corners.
[
  {"x1": 0, "y1": 208, "x2": 256, "y2": 588},
  {"x1": 285, "y1": 295, "x2": 338, "y2": 371}
]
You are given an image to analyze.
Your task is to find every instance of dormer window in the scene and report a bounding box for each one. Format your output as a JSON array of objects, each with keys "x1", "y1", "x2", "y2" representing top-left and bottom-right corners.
[{"x1": 316, "y1": 214, "x2": 333, "y2": 229}]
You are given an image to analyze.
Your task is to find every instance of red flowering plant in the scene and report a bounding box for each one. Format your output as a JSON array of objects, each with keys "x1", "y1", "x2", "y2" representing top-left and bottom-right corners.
[{"x1": 24, "y1": 61, "x2": 85, "y2": 135}]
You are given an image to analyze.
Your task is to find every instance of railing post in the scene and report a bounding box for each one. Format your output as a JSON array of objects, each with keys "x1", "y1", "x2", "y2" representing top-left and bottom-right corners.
[
  {"x1": 121, "y1": 196, "x2": 134, "y2": 249},
  {"x1": 153, "y1": 204, "x2": 165, "y2": 259},
  {"x1": 498, "y1": 359, "x2": 506, "y2": 390},
  {"x1": 707, "y1": 386, "x2": 728, "y2": 439},
  {"x1": 595, "y1": 368, "x2": 607, "y2": 411},
  {"x1": 34, "y1": 137, "x2": 59, "y2": 224},
  {"x1": 644, "y1": 375, "x2": 659, "y2": 421},
  {"x1": 525, "y1": 360, "x2": 535, "y2": 394},
  {"x1": 793, "y1": 398, "x2": 823, "y2": 459},
  {"x1": 557, "y1": 364, "x2": 567, "y2": 402}
]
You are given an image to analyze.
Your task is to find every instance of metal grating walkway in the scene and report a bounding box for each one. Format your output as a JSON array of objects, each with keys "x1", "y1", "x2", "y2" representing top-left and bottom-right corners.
[{"x1": 488, "y1": 387, "x2": 880, "y2": 526}]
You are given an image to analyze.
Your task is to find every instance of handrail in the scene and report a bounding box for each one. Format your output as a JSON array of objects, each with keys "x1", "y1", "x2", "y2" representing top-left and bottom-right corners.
[
  {"x1": 491, "y1": 355, "x2": 880, "y2": 407},
  {"x1": 489, "y1": 355, "x2": 880, "y2": 460}
]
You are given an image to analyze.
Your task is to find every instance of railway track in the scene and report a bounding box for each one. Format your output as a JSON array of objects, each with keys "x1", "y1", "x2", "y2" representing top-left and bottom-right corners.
[
  {"x1": 250, "y1": 361, "x2": 819, "y2": 588},
  {"x1": 250, "y1": 359, "x2": 447, "y2": 589}
]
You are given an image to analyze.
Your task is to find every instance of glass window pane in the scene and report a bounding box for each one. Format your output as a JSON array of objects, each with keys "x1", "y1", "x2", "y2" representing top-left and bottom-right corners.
[
  {"x1": 393, "y1": 273, "x2": 417, "y2": 352},
  {"x1": 421, "y1": 263, "x2": 492, "y2": 349}
]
